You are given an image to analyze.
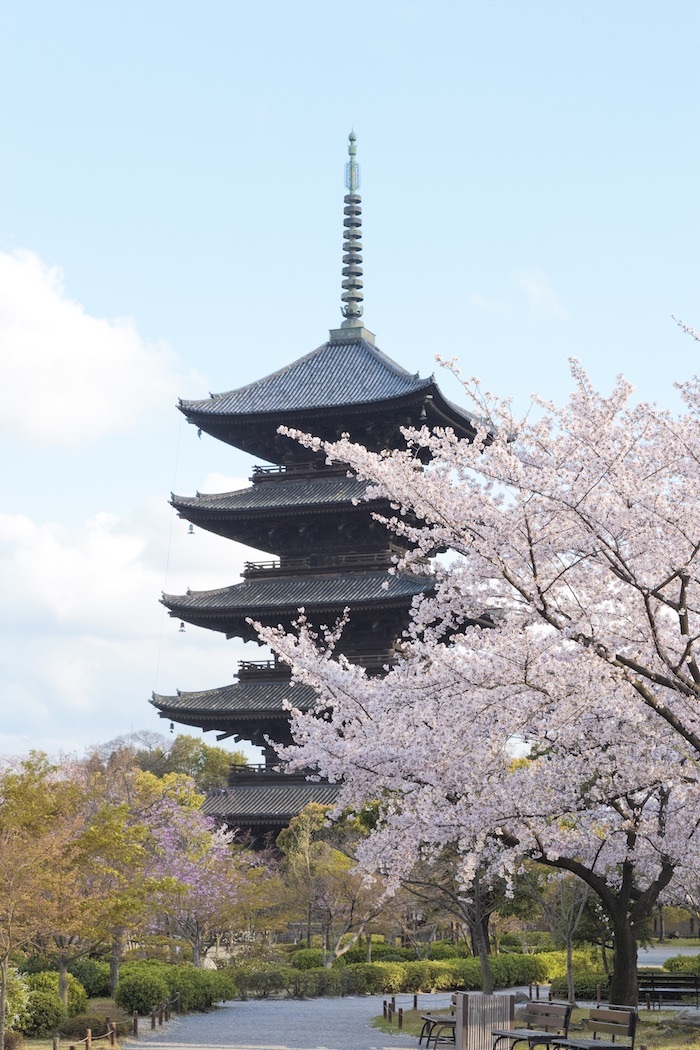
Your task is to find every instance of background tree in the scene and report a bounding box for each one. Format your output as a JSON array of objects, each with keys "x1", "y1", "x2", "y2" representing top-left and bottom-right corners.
[
  {"x1": 0, "y1": 755, "x2": 80, "y2": 1047},
  {"x1": 90, "y1": 731, "x2": 247, "y2": 791},
  {"x1": 277, "y1": 804, "x2": 386, "y2": 966}
]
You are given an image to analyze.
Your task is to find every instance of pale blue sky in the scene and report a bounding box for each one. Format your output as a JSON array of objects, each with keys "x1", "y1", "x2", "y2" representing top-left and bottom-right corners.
[{"x1": 1, "y1": 1, "x2": 698, "y2": 756}]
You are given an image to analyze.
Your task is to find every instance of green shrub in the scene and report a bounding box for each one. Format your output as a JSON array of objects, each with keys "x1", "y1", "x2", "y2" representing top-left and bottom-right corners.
[
  {"x1": 233, "y1": 965, "x2": 295, "y2": 998},
  {"x1": 56, "y1": 1015, "x2": 129, "y2": 1040},
  {"x1": 115, "y1": 969, "x2": 169, "y2": 1014},
  {"x1": 69, "y1": 959, "x2": 111, "y2": 997},
  {"x1": 427, "y1": 942, "x2": 472, "y2": 960},
  {"x1": 160, "y1": 966, "x2": 235, "y2": 1010},
  {"x1": 315, "y1": 968, "x2": 342, "y2": 996},
  {"x1": 490, "y1": 953, "x2": 549, "y2": 987},
  {"x1": 26, "y1": 973, "x2": 87, "y2": 1017},
  {"x1": 289, "y1": 948, "x2": 324, "y2": 970},
  {"x1": 23, "y1": 990, "x2": 65, "y2": 1036},
  {"x1": 664, "y1": 954, "x2": 700, "y2": 973},
  {"x1": 374, "y1": 962, "x2": 407, "y2": 993},
  {"x1": 341, "y1": 941, "x2": 416, "y2": 964},
  {"x1": 18, "y1": 957, "x2": 57, "y2": 975},
  {"x1": 340, "y1": 963, "x2": 386, "y2": 995},
  {"x1": 2, "y1": 968, "x2": 30, "y2": 1034},
  {"x1": 529, "y1": 949, "x2": 600, "y2": 982},
  {"x1": 443, "y1": 958, "x2": 482, "y2": 990},
  {"x1": 549, "y1": 972, "x2": 610, "y2": 999}
]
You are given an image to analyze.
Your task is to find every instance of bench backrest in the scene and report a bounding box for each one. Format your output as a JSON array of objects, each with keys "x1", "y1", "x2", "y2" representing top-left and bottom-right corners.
[
  {"x1": 584, "y1": 1007, "x2": 636, "y2": 1045},
  {"x1": 638, "y1": 973, "x2": 698, "y2": 986},
  {"x1": 520, "y1": 1002, "x2": 571, "y2": 1034}
]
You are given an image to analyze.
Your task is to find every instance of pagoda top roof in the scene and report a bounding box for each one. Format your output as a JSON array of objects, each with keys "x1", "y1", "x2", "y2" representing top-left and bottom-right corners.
[
  {"x1": 151, "y1": 680, "x2": 318, "y2": 720},
  {"x1": 202, "y1": 781, "x2": 341, "y2": 823},
  {"x1": 180, "y1": 337, "x2": 435, "y2": 419}
]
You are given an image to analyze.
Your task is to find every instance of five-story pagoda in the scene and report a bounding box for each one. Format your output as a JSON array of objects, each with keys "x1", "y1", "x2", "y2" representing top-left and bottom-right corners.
[{"x1": 152, "y1": 134, "x2": 478, "y2": 841}]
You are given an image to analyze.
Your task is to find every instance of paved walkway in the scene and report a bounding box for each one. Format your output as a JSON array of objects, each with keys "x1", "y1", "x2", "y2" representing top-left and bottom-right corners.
[{"x1": 124, "y1": 994, "x2": 453, "y2": 1050}]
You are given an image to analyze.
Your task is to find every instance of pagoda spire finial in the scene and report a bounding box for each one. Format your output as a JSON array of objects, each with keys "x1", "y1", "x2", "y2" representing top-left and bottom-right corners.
[{"x1": 340, "y1": 131, "x2": 364, "y2": 328}]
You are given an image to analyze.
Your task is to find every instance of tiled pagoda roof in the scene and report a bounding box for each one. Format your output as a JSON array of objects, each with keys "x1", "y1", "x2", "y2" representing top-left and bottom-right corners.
[
  {"x1": 202, "y1": 781, "x2": 341, "y2": 823},
  {"x1": 163, "y1": 570, "x2": 431, "y2": 619},
  {"x1": 172, "y1": 475, "x2": 372, "y2": 515},
  {"x1": 151, "y1": 680, "x2": 318, "y2": 721},
  {"x1": 180, "y1": 338, "x2": 434, "y2": 417}
]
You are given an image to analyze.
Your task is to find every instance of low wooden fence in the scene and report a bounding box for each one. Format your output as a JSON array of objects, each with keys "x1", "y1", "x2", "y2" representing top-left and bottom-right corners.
[{"x1": 54, "y1": 994, "x2": 181, "y2": 1049}]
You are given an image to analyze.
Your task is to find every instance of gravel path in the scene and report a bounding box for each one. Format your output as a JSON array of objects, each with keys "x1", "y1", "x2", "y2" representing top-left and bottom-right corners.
[{"x1": 124, "y1": 994, "x2": 454, "y2": 1050}]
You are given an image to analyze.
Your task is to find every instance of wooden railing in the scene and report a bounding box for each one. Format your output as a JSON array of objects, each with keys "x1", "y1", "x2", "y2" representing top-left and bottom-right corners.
[
  {"x1": 251, "y1": 462, "x2": 349, "y2": 481},
  {"x1": 243, "y1": 551, "x2": 396, "y2": 576}
]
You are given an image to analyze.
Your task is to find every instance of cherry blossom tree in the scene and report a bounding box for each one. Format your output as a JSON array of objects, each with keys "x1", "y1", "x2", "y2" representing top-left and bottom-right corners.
[{"x1": 258, "y1": 329, "x2": 700, "y2": 1005}]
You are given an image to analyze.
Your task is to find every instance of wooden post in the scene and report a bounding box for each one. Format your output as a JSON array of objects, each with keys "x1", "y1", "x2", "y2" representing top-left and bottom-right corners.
[
  {"x1": 151, "y1": 1007, "x2": 156, "y2": 1030},
  {"x1": 53, "y1": 1037, "x2": 59, "y2": 1050},
  {"x1": 388, "y1": 1004, "x2": 394, "y2": 1024},
  {"x1": 391, "y1": 995, "x2": 396, "y2": 1011},
  {"x1": 383, "y1": 1000, "x2": 387, "y2": 1019},
  {"x1": 398, "y1": 1008, "x2": 403, "y2": 1030},
  {"x1": 165, "y1": 999, "x2": 171, "y2": 1022},
  {"x1": 646, "y1": 994, "x2": 651, "y2": 1011},
  {"x1": 109, "y1": 1023, "x2": 116, "y2": 1047},
  {"x1": 86, "y1": 1029, "x2": 91, "y2": 1050},
  {"x1": 159, "y1": 1003, "x2": 164, "y2": 1025},
  {"x1": 133, "y1": 1011, "x2": 139, "y2": 1036},
  {"x1": 413, "y1": 994, "x2": 418, "y2": 1010}
]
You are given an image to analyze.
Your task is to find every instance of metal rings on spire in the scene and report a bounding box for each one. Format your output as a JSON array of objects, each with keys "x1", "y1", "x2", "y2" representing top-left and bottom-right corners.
[{"x1": 341, "y1": 132, "x2": 363, "y2": 325}]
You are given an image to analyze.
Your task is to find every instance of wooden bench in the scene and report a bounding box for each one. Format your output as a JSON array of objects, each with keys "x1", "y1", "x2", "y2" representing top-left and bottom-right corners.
[
  {"x1": 491, "y1": 1001, "x2": 572, "y2": 1050},
  {"x1": 419, "y1": 996, "x2": 457, "y2": 1048},
  {"x1": 637, "y1": 971, "x2": 700, "y2": 1009},
  {"x1": 550, "y1": 1006, "x2": 636, "y2": 1050}
]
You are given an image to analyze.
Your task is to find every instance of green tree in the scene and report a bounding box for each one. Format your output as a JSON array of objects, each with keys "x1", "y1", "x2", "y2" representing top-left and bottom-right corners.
[
  {"x1": 277, "y1": 804, "x2": 386, "y2": 966},
  {"x1": 0, "y1": 754, "x2": 80, "y2": 1049}
]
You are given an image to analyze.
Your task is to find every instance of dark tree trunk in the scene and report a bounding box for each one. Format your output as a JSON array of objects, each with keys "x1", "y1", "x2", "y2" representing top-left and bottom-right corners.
[
  {"x1": 471, "y1": 872, "x2": 494, "y2": 995},
  {"x1": 609, "y1": 915, "x2": 638, "y2": 1006},
  {"x1": 109, "y1": 928, "x2": 125, "y2": 996}
]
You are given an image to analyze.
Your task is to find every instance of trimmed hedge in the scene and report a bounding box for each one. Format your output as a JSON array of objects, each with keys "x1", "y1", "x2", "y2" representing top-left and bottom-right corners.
[
  {"x1": 663, "y1": 954, "x2": 700, "y2": 973},
  {"x1": 117, "y1": 964, "x2": 234, "y2": 1012},
  {"x1": 549, "y1": 972, "x2": 610, "y2": 999},
  {"x1": 229, "y1": 950, "x2": 559, "y2": 998}
]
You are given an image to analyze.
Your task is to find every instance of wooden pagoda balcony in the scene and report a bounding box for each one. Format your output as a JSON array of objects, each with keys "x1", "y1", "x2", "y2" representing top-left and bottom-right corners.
[
  {"x1": 250, "y1": 461, "x2": 350, "y2": 482},
  {"x1": 237, "y1": 658, "x2": 290, "y2": 680},
  {"x1": 242, "y1": 550, "x2": 398, "y2": 577},
  {"x1": 227, "y1": 762, "x2": 317, "y2": 785}
]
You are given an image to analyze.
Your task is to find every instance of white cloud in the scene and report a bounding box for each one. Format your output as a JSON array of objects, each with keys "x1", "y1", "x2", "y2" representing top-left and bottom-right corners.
[
  {"x1": 0, "y1": 500, "x2": 260, "y2": 756},
  {"x1": 0, "y1": 249, "x2": 190, "y2": 445},
  {"x1": 516, "y1": 271, "x2": 568, "y2": 319},
  {"x1": 467, "y1": 272, "x2": 567, "y2": 321}
]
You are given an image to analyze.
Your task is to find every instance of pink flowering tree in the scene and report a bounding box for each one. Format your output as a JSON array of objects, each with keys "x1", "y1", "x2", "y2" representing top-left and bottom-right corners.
[
  {"x1": 147, "y1": 793, "x2": 249, "y2": 966},
  {"x1": 258, "y1": 329, "x2": 700, "y2": 1005}
]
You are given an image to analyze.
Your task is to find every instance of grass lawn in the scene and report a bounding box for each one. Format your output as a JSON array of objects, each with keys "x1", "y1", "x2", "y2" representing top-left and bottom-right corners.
[{"x1": 372, "y1": 1007, "x2": 700, "y2": 1049}]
